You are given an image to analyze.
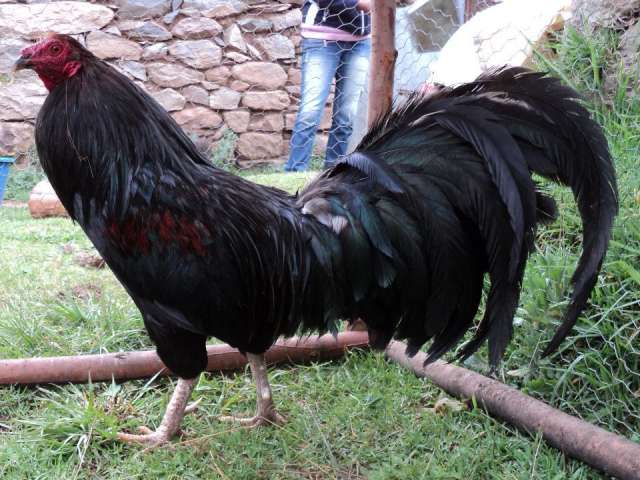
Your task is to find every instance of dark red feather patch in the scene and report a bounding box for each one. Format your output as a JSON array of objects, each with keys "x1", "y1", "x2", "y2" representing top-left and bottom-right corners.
[{"x1": 107, "y1": 211, "x2": 209, "y2": 256}]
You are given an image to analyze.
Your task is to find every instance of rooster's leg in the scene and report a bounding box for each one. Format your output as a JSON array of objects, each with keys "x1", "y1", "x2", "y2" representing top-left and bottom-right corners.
[
  {"x1": 219, "y1": 353, "x2": 285, "y2": 427},
  {"x1": 117, "y1": 376, "x2": 198, "y2": 446}
]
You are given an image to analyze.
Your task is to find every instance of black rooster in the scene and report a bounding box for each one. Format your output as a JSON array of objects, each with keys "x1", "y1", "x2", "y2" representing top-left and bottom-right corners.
[{"x1": 15, "y1": 34, "x2": 617, "y2": 445}]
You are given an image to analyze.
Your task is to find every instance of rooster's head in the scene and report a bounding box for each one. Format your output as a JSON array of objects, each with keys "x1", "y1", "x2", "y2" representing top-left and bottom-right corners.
[{"x1": 14, "y1": 34, "x2": 93, "y2": 91}]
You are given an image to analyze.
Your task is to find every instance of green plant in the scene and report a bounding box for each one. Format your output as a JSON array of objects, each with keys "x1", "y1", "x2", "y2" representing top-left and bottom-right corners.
[
  {"x1": 308, "y1": 154, "x2": 325, "y2": 170},
  {"x1": 210, "y1": 129, "x2": 239, "y2": 173},
  {"x1": 537, "y1": 25, "x2": 619, "y2": 98},
  {"x1": 3, "y1": 147, "x2": 45, "y2": 202}
]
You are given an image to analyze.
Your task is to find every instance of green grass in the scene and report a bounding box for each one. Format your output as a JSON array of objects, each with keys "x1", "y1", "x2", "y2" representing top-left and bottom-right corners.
[
  {"x1": 521, "y1": 26, "x2": 640, "y2": 441},
  {"x1": 0, "y1": 167, "x2": 626, "y2": 479},
  {"x1": 1, "y1": 28, "x2": 639, "y2": 478}
]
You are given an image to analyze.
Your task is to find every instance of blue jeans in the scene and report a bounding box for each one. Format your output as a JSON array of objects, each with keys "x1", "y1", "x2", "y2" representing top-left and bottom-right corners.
[{"x1": 284, "y1": 38, "x2": 371, "y2": 172}]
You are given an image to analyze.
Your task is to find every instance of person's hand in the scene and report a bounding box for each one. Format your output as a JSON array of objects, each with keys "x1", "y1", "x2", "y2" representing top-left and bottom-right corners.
[{"x1": 356, "y1": 0, "x2": 371, "y2": 12}]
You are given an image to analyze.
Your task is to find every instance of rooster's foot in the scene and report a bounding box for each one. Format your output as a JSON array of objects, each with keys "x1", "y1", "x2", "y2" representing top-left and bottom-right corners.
[
  {"x1": 219, "y1": 409, "x2": 286, "y2": 428},
  {"x1": 218, "y1": 352, "x2": 285, "y2": 428},
  {"x1": 116, "y1": 426, "x2": 175, "y2": 446},
  {"x1": 116, "y1": 377, "x2": 198, "y2": 447}
]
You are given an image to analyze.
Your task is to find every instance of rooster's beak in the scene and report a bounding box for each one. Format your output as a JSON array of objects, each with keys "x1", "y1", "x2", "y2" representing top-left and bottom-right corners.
[{"x1": 13, "y1": 55, "x2": 33, "y2": 72}]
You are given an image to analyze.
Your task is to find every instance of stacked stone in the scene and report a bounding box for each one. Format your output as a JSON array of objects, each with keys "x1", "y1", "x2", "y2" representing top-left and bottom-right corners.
[{"x1": 0, "y1": 0, "x2": 329, "y2": 167}]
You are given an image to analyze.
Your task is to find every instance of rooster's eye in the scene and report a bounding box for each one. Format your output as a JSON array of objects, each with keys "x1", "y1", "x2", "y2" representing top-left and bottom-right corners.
[{"x1": 49, "y1": 44, "x2": 62, "y2": 55}]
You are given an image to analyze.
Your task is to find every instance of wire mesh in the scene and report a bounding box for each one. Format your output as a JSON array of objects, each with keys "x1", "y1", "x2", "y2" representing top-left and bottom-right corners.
[
  {"x1": 0, "y1": 0, "x2": 570, "y2": 171},
  {"x1": 1, "y1": 0, "x2": 639, "y2": 443}
]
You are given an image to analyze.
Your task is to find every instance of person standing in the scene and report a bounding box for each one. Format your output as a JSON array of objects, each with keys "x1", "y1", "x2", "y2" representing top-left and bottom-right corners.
[{"x1": 284, "y1": 0, "x2": 371, "y2": 172}]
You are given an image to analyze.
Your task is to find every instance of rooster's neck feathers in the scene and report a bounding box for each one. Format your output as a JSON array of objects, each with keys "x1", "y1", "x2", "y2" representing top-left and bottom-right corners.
[{"x1": 36, "y1": 57, "x2": 223, "y2": 221}]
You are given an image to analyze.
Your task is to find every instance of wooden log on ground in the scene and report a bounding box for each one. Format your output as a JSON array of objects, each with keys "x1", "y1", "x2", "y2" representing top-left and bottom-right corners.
[
  {"x1": 385, "y1": 340, "x2": 640, "y2": 480},
  {"x1": 0, "y1": 332, "x2": 369, "y2": 385}
]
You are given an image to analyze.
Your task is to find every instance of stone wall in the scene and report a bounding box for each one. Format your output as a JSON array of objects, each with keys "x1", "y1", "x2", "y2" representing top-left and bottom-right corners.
[{"x1": 0, "y1": 0, "x2": 330, "y2": 167}]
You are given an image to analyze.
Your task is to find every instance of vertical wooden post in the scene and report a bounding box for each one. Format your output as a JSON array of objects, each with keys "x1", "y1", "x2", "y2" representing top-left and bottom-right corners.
[
  {"x1": 367, "y1": 0, "x2": 397, "y2": 127},
  {"x1": 464, "y1": 0, "x2": 473, "y2": 22},
  {"x1": 348, "y1": 0, "x2": 396, "y2": 334}
]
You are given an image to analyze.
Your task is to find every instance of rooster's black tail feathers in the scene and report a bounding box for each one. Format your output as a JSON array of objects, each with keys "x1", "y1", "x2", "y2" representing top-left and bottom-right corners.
[
  {"x1": 451, "y1": 67, "x2": 619, "y2": 357},
  {"x1": 350, "y1": 66, "x2": 617, "y2": 364}
]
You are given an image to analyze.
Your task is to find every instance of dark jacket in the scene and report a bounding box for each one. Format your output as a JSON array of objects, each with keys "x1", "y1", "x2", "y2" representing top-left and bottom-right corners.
[{"x1": 301, "y1": 0, "x2": 371, "y2": 36}]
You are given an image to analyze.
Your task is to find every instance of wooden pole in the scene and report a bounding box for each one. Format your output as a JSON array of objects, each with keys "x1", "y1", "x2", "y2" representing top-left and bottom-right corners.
[
  {"x1": 347, "y1": 0, "x2": 397, "y2": 334},
  {"x1": 385, "y1": 340, "x2": 640, "y2": 480},
  {"x1": 349, "y1": 0, "x2": 396, "y2": 331},
  {"x1": 367, "y1": 0, "x2": 397, "y2": 126},
  {"x1": 0, "y1": 332, "x2": 369, "y2": 385}
]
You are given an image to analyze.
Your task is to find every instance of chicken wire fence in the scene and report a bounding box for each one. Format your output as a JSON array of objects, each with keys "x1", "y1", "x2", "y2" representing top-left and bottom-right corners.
[
  {"x1": 192, "y1": 0, "x2": 538, "y2": 168},
  {"x1": 3, "y1": 0, "x2": 640, "y2": 440},
  {"x1": 282, "y1": 0, "x2": 505, "y2": 171},
  {"x1": 2, "y1": 0, "x2": 548, "y2": 173}
]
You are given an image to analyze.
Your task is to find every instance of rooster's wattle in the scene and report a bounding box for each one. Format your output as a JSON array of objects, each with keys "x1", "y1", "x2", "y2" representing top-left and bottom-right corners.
[{"x1": 14, "y1": 34, "x2": 617, "y2": 445}]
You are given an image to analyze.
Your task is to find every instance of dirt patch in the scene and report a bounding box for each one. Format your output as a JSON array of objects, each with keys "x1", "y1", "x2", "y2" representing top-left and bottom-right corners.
[
  {"x1": 57, "y1": 283, "x2": 103, "y2": 301},
  {"x1": 73, "y1": 251, "x2": 106, "y2": 269},
  {"x1": 62, "y1": 244, "x2": 106, "y2": 269}
]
